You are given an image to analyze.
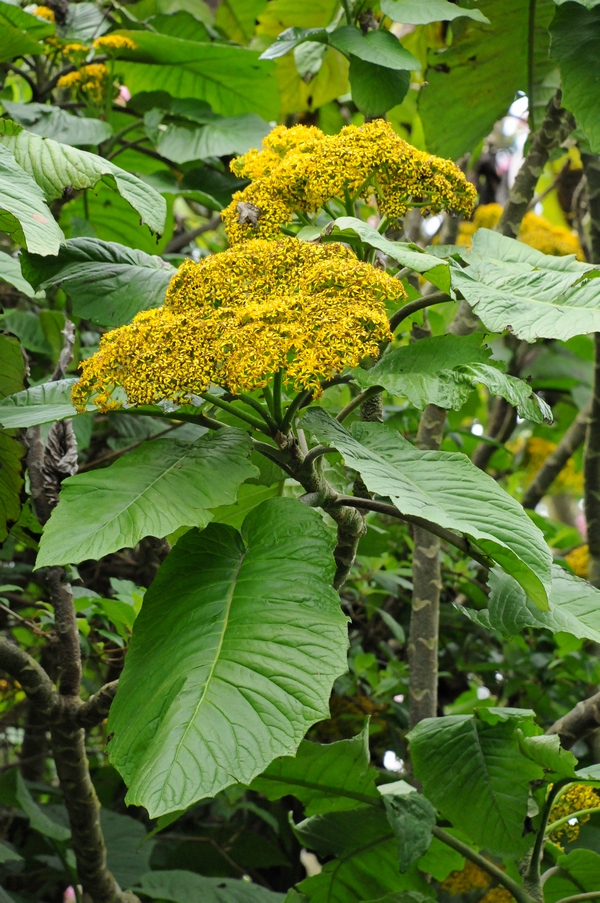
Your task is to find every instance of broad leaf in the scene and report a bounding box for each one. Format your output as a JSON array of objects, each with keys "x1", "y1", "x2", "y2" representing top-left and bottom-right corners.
[
  {"x1": 309, "y1": 217, "x2": 450, "y2": 292},
  {"x1": 0, "y1": 3, "x2": 54, "y2": 63},
  {"x1": 3, "y1": 102, "x2": 112, "y2": 147},
  {"x1": 36, "y1": 430, "x2": 257, "y2": 567},
  {"x1": 349, "y1": 58, "x2": 410, "y2": 117},
  {"x1": 0, "y1": 144, "x2": 64, "y2": 255},
  {"x1": 0, "y1": 335, "x2": 25, "y2": 543},
  {"x1": 462, "y1": 564, "x2": 600, "y2": 643},
  {"x1": 303, "y1": 410, "x2": 552, "y2": 609},
  {"x1": 216, "y1": 0, "x2": 269, "y2": 44},
  {"x1": 379, "y1": 784, "x2": 435, "y2": 872},
  {"x1": 251, "y1": 726, "x2": 379, "y2": 815},
  {"x1": 113, "y1": 31, "x2": 280, "y2": 120},
  {"x1": 543, "y1": 850, "x2": 600, "y2": 903},
  {"x1": 259, "y1": 26, "x2": 329, "y2": 60},
  {"x1": 408, "y1": 713, "x2": 544, "y2": 857},
  {"x1": 15, "y1": 773, "x2": 70, "y2": 843},
  {"x1": 0, "y1": 123, "x2": 166, "y2": 236},
  {"x1": 0, "y1": 379, "x2": 84, "y2": 429},
  {"x1": 21, "y1": 239, "x2": 177, "y2": 327},
  {"x1": 419, "y1": 0, "x2": 554, "y2": 158},
  {"x1": 452, "y1": 228, "x2": 600, "y2": 342},
  {"x1": 155, "y1": 114, "x2": 270, "y2": 164},
  {"x1": 133, "y1": 871, "x2": 284, "y2": 902},
  {"x1": 381, "y1": 0, "x2": 489, "y2": 24},
  {"x1": 517, "y1": 732, "x2": 578, "y2": 779},
  {"x1": 550, "y1": 4, "x2": 600, "y2": 152},
  {"x1": 101, "y1": 810, "x2": 155, "y2": 889},
  {"x1": 329, "y1": 27, "x2": 419, "y2": 70},
  {"x1": 354, "y1": 334, "x2": 551, "y2": 422},
  {"x1": 296, "y1": 807, "x2": 427, "y2": 903},
  {"x1": 107, "y1": 498, "x2": 348, "y2": 816},
  {"x1": 0, "y1": 250, "x2": 34, "y2": 297}
]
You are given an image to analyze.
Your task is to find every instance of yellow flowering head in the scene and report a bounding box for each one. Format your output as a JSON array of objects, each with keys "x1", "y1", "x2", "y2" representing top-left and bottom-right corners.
[
  {"x1": 34, "y1": 5, "x2": 55, "y2": 22},
  {"x1": 57, "y1": 70, "x2": 82, "y2": 90},
  {"x1": 223, "y1": 120, "x2": 477, "y2": 244},
  {"x1": 565, "y1": 544, "x2": 589, "y2": 579},
  {"x1": 441, "y1": 859, "x2": 492, "y2": 894},
  {"x1": 480, "y1": 889, "x2": 515, "y2": 903},
  {"x1": 93, "y1": 34, "x2": 138, "y2": 51},
  {"x1": 57, "y1": 63, "x2": 109, "y2": 101},
  {"x1": 458, "y1": 203, "x2": 584, "y2": 259},
  {"x1": 549, "y1": 784, "x2": 600, "y2": 843},
  {"x1": 62, "y1": 42, "x2": 90, "y2": 56},
  {"x1": 72, "y1": 238, "x2": 401, "y2": 412},
  {"x1": 524, "y1": 436, "x2": 582, "y2": 495}
]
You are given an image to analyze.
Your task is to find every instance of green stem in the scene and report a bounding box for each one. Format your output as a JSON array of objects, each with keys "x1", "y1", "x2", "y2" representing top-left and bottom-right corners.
[
  {"x1": 546, "y1": 806, "x2": 600, "y2": 837},
  {"x1": 281, "y1": 389, "x2": 312, "y2": 434},
  {"x1": 343, "y1": 185, "x2": 355, "y2": 217},
  {"x1": 526, "y1": 780, "x2": 567, "y2": 889},
  {"x1": 200, "y1": 393, "x2": 271, "y2": 435},
  {"x1": 337, "y1": 386, "x2": 381, "y2": 423},
  {"x1": 340, "y1": 0, "x2": 352, "y2": 24},
  {"x1": 273, "y1": 370, "x2": 284, "y2": 426},
  {"x1": 555, "y1": 896, "x2": 600, "y2": 903},
  {"x1": 377, "y1": 216, "x2": 389, "y2": 234},
  {"x1": 262, "y1": 384, "x2": 275, "y2": 417},
  {"x1": 389, "y1": 292, "x2": 452, "y2": 332},
  {"x1": 433, "y1": 827, "x2": 537, "y2": 903},
  {"x1": 236, "y1": 393, "x2": 278, "y2": 431}
]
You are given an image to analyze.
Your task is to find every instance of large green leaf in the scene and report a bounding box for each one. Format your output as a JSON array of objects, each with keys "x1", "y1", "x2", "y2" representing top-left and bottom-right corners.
[
  {"x1": 0, "y1": 144, "x2": 64, "y2": 255},
  {"x1": 2, "y1": 102, "x2": 113, "y2": 147},
  {"x1": 259, "y1": 26, "x2": 329, "y2": 60},
  {"x1": 101, "y1": 810, "x2": 155, "y2": 890},
  {"x1": 462, "y1": 564, "x2": 600, "y2": 643},
  {"x1": 0, "y1": 123, "x2": 166, "y2": 236},
  {"x1": 419, "y1": 0, "x2": 555, "y2": 157},
  {"x1": 216, "y1": 0, "x2": 268, "y2": 44},
  {"x1": 36, "y1": 430, "x2": 257, "y2": 567},
  {"x1": 134, "y1": 871, "x2": 283, "y2": 902},
  {"x1": 308, "y1": 217, "x2": 451, "y2": 292},
  {"x1": 107, "y1": 498, "x2": 348, "y2": 816},
  {"x1": 0, "y1": 378, "x2": 81, "y2": 429},
  {"x1": 408, "y1": 712, "x2": 544, "y2": 857},
  {"x1": 296, "y1": 807, "x2": 427, "y2": 903},
  {"x1": 348, "y1": 58, "x2": 410, "y2": 118},
  {"x1": 0, "y1": 3, "x2": 55, "y2": 63},
  {"x1": 381, "y1": 0, "x2": 489, "y2": 24},
  {"x1": 379, "y1": 784, "x2": 436, "y2": 873},
  {"x1": 21, "y1": 239, "x2": 177, "y2": 327},
  {"x1": 452, "y1": 228, "x2": 600, "y2": 342},
  {"x1": 0, "y1": 249, "x2": 34, "y2": 297},
  {"x1": 303, "y1": 410, "x2": 552, "y2": 609},
  {"x1": 354, "y1": 334, "x2": 551, "y2": 422},
  {"x1": 550, "y1": 4, "x2": 600, "y2": 152},
  {"x1": 155, "y1": 114, "x2": 270, "y2": 164},
  {"x1": 329, "y1": 27, "x2": 419, "y2": 69},
  {"x1": 113, "y1": 31, "x2": 279, "y2": 119},
  {"x1": 543, "y1": 850, "x2": 600, "y2": 903},
  {"x1": 251, "y1": 726, "x2": 379, "y2": 815},
  {"x1": 0, "y1": 335, "x2": 25, "y2": 543}
]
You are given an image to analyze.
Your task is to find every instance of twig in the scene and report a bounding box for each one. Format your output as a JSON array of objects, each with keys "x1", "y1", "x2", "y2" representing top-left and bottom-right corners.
[
  {"x1": 337, "y1": 386, "x2": 382, "y2": 423},
  {"x1": 76, "y1": 681, "x2": 119, "y2": 729},
  {"x1": 546, "y1": 690, "x2": 600, "y2": 749},
  {"x1": 0, "y1": 638, "x2": 56, "y2": 717},
  {"x1": 163, "y1": 215, "x2": 222, "y2": 254},
  {"x1": 389, "y1": 292, "x2": 451, "y2": 332},
  {"x1": 522, "y1": 402, "x2": 590, "y2": 509}
]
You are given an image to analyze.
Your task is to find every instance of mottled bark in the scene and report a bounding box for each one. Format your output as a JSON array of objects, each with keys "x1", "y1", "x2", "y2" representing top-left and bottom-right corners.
[{"x1": 547, "y1": 690, "x2": 600, "y2": 749}]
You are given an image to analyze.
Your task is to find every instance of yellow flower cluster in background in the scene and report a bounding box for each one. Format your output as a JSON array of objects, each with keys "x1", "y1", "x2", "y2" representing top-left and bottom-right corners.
[
  {"x1": 441, "y1": 859, "x2": 492, "y2": 893},
  {"x1": 458, "y1": 203, "x2": 584, "y2": 259},
  {"x1": 522, "y1": 436, "x2": 583, "y2": 495},
  {"x1": 480, "y1": 889, "x2": 514, "y2": 903},
  {"x1": 33, "y1": 5, "x2": 55, "y2": 21},
  {"x1": 93, "y1": 34, "x2": 138, "y2": 51},
  {"x1": 57, "y1": 63, "x2": 109, "y2": 101},
  {"x1": 72, "y1": 238, "x2": 402, "y2": 411},
  {"x1": 223, "y1": 120, "x2": 477, "y2": 244},
  {"x1": 549, "y1": 783, "x2": 600, "y2": 844},
  {"x1": 565, "y1": 544, "x2": 589, "y2": 578}
]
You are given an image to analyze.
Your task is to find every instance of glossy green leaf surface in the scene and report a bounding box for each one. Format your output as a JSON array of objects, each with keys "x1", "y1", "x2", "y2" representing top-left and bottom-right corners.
[
  {"x1": 379, "y1": 784, "x2": 435, "y2": 872},
  {"x1": 108, "y1": 498, "x2": 348, "y2": 816},
  {"x1": 36, "y1": 430, "x2": 257, "y2": 566},
  {"x1": 0, "y1": 144, "x2": 64, "y2": 256},
  {"x1": 303, "y1": 410, "x2": 552, "y2": 609},
  {"x1": 381, "y1": 0, "x2": 489, "y2": 24},
  {"x1": 0, "y1": 379, "x2": 81, "y2": 429}
]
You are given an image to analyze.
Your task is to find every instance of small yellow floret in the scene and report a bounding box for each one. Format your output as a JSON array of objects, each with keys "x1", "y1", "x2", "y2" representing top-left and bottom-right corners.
[
  {"x1": 565, "y1": 545, "x2": 590, "y2": 579},
  {"x1": 34, "y1": 5, "x2": 55, "y2": 22},
  {"x1": 72, "y1": 238, "x2": 402, "y2": 412},
  {"x1": 524, "y1": 436, "x2": 583, "y2": 495},
  {"x1": 441, "y1": 859, "x2": 492, "y2": 894},
  {"x1": 223, "y1": 120, "x2": 477, "y2": 244},
  {"x1": 481, "y1": 889, "x2": 514, "y2": 903},
  {"x1": 93, "y1": 34, "x2": 138, "y2": 51},
  {"x1": 57, "y1": 70, "x2": 82, "y2": 89},
  {"x1": 458, "y1": 203, "x2": 584, "y2": 259},
  {"x1": 549, "y1": 784, "x2": 600, "y2": 843},
  {"x1": 63, "y1": 42, "x2": 90, "y2": 55}
]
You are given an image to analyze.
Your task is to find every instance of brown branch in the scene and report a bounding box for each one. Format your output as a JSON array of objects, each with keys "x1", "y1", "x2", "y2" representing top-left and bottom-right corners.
[
  {"x1": 76, "y1": 681, "x2": 119, "y2": 729},
  {"x1": 0, "y1": 638, "x2": 56, "y2": 717},
  {"x1": 547, "y1": 690, "x2": 600, "y2": 749},
  {"x1": 497, "y1": 90, "x2": 576, "y2": 239},
  {"x1": 164, "y1": 214, "x2": 222, "y2": 254},
  {"x1": 389, "y1": 292, "x2": 451, "y2": 333},
  {"x1": 45, "y1": 568, "x2": 81, "y2": 698},
  {"x1": 409, "y1": 403, "x2": 445, "y2": 728},
  {"x1": 522, "y1": 402, "x2": 590, "y2": 509}
]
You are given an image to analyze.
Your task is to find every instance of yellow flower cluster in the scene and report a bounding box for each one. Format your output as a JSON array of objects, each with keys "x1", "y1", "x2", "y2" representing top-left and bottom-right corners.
[
  {"x1": 565, "y1": 544, "x2": 589, "y2": 579},
  {"x1": 57, "y1": 63, "x2": 109, "y2": 101},
  {"x1": 480, "y1": 889, "x2": 514, "y2": 903},
  {"x1": 72, "y1": 238, "x2": 401, "y2": 411},
  {"x1": 523, "y1": 436, "x2": 583, "y2": 495},
  {"x1": 222, "y1": 120, "x2": 477, "y2": 244},
  {"x1": 34, "y1": 5, "x2": 55, "y2": 22},
  {"x1": 549, "y1": 784, "x2": 600, "y2": 844},
  {"x1": 441, "y1": 859, "x2": 492, "y2": 894},
  {"x1": 93, "y1": 34, "x2": 138, "y2": 51},
  {"x1": 458, "y1": 203, "x2": 584, "y2": 259},
  {"x1": 63, "y1": 42, "x2": 89, "y2": 55}
]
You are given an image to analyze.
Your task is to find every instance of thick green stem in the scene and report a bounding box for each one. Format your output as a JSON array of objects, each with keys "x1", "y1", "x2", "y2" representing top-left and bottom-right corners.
[
  {"x1": 273, "y1": 370, "x2": 284, "y2": 426},
  {"x1": 200, "y1": 392, "x2": 272, "y2": 435},
  {"x1": 525, "y1": 781, "x2": 566, "y2": 894}
]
